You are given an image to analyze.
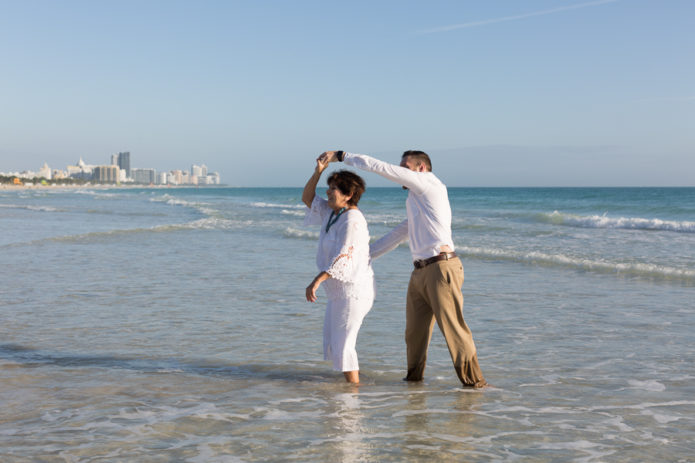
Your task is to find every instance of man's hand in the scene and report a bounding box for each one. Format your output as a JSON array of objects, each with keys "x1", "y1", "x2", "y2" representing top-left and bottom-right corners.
[{"x1": 318, "y1": 151, "x2": 339, "y2": 163}]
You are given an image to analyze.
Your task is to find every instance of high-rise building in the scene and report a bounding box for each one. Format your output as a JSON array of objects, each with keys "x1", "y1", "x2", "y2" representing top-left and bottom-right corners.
[
  {"x1": 117, "y1": 152, "x2": 131, "y2": 178},
  {"x1": 38, "y1": 163, "x2": 52, "y2": 180},
  {"x1": 168, "y1": 170, "x2": 183, "y2": 185},
  {"x1": 111, "y1": 154, "x2": 118, "y2": 166},
  {"x1": 67, "y1": 157, "x2": 94, "y2": 180},
  {"x1": 131, "y1": 168, "x2": 156, "y2": 184},
  {"x1": 93, "y1": 165, "x2": 120, "y2": 183}
]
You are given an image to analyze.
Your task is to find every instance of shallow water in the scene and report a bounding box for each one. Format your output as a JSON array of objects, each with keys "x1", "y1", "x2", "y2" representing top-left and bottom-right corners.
[{"x1": 1, "y1": 186, "x2": 693, "y2": 461}]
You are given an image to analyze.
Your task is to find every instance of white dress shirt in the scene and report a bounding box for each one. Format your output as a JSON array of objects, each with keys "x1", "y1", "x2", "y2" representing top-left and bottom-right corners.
[{"x1": 343, "y1": 152, "x2": 455, "y2": 261}]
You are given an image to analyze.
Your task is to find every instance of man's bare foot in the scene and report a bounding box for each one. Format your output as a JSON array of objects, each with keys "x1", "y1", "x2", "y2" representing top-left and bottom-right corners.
[{"x1": 463, "y1": 381, "x2": 491, "y2": 389}]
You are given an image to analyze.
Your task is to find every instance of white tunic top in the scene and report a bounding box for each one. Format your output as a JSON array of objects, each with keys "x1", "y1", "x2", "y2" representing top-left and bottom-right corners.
[
  {"x1": 343, "y1": 152, "x2": 455, "y2": 261},
  {"x1": 304, "y1": 196, "x2": 375, "y2": 301}
]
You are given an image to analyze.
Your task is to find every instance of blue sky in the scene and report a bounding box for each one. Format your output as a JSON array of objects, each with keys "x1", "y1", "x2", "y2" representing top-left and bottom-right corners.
[{"x1": 1, "y1": 0, "x2": 693, "y2": 186}]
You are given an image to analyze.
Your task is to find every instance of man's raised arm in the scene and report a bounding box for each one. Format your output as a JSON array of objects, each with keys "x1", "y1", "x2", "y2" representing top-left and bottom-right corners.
[{"x1": 320, "y1": 150, "x2": 427, "y2": 195}]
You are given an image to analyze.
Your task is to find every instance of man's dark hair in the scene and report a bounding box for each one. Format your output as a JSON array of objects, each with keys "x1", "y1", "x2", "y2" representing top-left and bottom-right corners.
[
  {"x1": 327, "y1": 170, "x2": 366, "y2": 206},
  {"x1": 402, "y1": 150, "x2": 432, "y2": 171}
]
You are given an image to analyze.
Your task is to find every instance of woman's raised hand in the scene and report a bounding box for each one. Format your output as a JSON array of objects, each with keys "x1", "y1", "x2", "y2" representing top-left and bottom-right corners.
[{"x1": 315, "y1": 155, "x2": 329, "y2": 173}]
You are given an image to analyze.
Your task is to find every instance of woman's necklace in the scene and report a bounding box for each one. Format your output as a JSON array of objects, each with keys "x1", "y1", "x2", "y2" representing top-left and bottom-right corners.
[{"x1": 325, "y1": 207, "x2": 346, "y2": 233}]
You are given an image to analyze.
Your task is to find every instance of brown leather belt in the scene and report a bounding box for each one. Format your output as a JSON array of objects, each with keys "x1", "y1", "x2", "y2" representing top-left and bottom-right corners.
[{"x1": 413, "y1": 252, "x2": 457, "y2": 269}]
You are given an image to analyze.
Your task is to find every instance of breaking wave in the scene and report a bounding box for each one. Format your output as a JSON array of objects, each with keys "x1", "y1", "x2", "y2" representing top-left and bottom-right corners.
[
  {"x1": 281, "y1": 209, "x2": 305, "y2": 217},
  {"x1": 74, "y1": 190, "x2": 122, "y2": 199},
  {"x1": 149, "y1": 194, "x2": 210, "y2": 209},
  {"x1": 539, "y1": 211, "x2": 695, "y2": 233},
  {"x1": 0, "y1": 204, "x2": 64, "y2": 212},
  {"x1": 283, "y1": 227, "x2": 319, "y2": 240},
  {"x1": 252, "y1": 202, "x2": 305, "y2": 210},
  {"x1": 456, "y1": 245, "x2": 695, "y2": 283}
]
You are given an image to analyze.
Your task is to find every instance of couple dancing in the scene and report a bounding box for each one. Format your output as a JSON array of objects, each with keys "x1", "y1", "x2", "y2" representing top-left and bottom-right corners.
[{"x1": 302, "y1": 150, "x2": 487, "y2": 388}]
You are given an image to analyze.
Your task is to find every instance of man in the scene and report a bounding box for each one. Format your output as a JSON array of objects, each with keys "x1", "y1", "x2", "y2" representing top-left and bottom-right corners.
[{"x1": 320, "y1": 150, "x2": 487, "y2": 388}]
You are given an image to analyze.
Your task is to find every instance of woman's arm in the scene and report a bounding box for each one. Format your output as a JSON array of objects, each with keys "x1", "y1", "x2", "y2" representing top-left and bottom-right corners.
[
  {"x1": 302, "y1": 156, "x2": 330, "y2": 207},
  {"x1": 306, "y1": 271, "x2": 331, "y2": 302}
]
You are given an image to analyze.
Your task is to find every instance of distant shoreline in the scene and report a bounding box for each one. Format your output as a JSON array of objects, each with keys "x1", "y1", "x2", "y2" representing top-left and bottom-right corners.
[{"x1": 0, "y1": 183, "x2": 224, "y2": 190}]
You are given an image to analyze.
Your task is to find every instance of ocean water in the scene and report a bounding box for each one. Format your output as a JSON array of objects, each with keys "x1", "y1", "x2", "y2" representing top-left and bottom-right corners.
[{"x1": 1, "y1": 186, "x2": 694, "y2": 462}]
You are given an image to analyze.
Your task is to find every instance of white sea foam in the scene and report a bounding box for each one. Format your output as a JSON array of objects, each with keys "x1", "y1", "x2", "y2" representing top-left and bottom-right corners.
[
  {"x1": 0, "y1": 203, "x2": 63, "y2": 212},
  {"x1": 602, "y1": 416, "x2": 634, "y2": 433},
  {"x1": 283, "y1": 227, "x2": 319, "y2": 239},
  {"x1": 281, "y1": 209, "x2": 305, "y2": 217},
  {"x1": 148, "y1": 216, "x2": 249, "y2": 232},
  {"x1": 640, "y1": 409, "x2": 681, "y2": 424},
  {"x1": 364, "y1": 213, "x2": 407, "y2": 226},
  {"x1": 541, "y1": 211, "x2": 695, "y2": 233},
  {"x1": 455, "y1": 245, "x2": 695, "y2": 282},
  {"x1": 252, "y1": 201, "x2": 305, "y2": 209},
  {"x1": 587, "y1": 400, "x2": 695, "y2": 413},
  {"x1": 113, "y1": 402, "x2": 251, "y2": 425},
  {"x1": 627, "y1": 379, "x2": 666, "y2": 392},
  {"x1": 166, "y1": 217, "x2": 237, "y2": 231},
  {"x1": 74, "y1": 189, "x2": 121, "y2": 198},
  {"x1": 198, "y1": 207, "x2": 219, "y2": 216},
  {"x1": 150, "y1": 194, "x2": 210, "y2": 209}
]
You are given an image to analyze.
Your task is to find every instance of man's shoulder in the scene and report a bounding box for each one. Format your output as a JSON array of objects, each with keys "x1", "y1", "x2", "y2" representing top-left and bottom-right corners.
[{"x1": 415, "y1": 172, "x2": 446, "y2": 193}]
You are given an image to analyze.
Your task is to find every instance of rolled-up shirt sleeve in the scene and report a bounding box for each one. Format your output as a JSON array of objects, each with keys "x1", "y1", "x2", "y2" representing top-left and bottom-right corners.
[{"x1": 370, "y1": 219, "x2": 409, "y2": 260}]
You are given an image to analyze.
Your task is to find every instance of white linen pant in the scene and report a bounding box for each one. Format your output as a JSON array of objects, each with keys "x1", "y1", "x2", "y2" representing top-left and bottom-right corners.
[{"x1": 323, "y1": 296, "x2": 372, "y2": 372}]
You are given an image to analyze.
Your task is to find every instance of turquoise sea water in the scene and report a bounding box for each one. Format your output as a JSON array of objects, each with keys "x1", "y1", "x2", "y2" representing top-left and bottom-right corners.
[{"x1": 1, "y1": 186, "x2": 694, "y2": 461}]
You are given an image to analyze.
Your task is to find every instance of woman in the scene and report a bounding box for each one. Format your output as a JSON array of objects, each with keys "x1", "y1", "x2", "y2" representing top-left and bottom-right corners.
[{"x1": 302, "y1": 156, "x2": 374, "y2": 384}]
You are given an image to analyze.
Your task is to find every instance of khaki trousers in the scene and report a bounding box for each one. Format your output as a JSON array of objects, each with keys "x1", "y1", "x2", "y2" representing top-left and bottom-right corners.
[{"x1": 405, "y1": 257, "x2": 486, "y2": 387}]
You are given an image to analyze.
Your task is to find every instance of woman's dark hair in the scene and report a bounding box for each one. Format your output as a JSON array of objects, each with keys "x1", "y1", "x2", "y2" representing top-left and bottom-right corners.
[
  {"x1": 327, "y1": 170, "x2": 366, "y2": 206},
  {"x1": 402, "y1": 150, "x2": 432, "y2": 171}
]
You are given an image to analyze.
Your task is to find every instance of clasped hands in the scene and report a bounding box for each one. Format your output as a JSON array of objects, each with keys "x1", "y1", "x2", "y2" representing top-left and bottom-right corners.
[{"x1": 317, "y1": 151, "x2": 340, "y2": 164}]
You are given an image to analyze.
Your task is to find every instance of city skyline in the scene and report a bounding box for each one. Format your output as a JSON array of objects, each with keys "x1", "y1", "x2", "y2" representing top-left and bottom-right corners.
[
  {"x1": 1, "y1": 1, "x2": 693, "y2": 187},
  {"x1": 1, "y1": 151, "x2": 220, "y2": 186}
]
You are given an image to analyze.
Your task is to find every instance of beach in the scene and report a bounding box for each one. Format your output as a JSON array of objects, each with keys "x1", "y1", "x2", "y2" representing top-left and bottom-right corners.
[{"x1": 1, "y1": 186, "x2": 694, "y2": 461}]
